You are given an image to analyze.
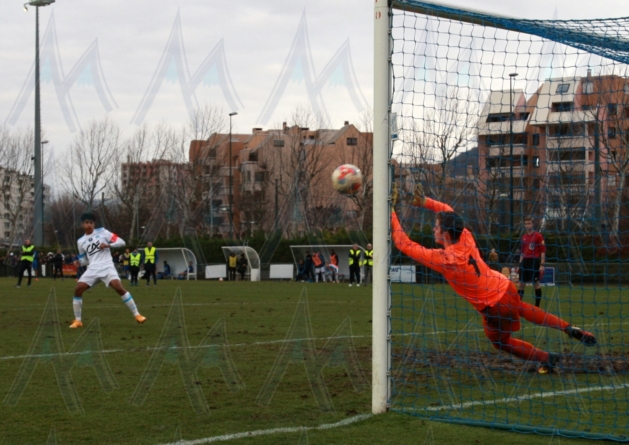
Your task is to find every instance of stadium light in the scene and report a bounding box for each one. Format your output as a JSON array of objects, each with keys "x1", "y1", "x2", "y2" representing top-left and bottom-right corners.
[
  {"x1": 24, "y1": 0, "x2": 55, "y2": 246},
  {"x1": 509, "y1": 72, "x2": 518, "y2": 239},
  {"x1": 228, "y1": 111, "x2": 238, "y2": 240}
]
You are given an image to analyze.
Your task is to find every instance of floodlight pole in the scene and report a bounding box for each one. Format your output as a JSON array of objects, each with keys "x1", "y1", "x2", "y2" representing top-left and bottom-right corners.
[
  {"x1": 229, "y1": 112, "x2": 237, "y2": 240},
  {"x1": 26, "y1": 0, "x2": 55, "y2": 246}
]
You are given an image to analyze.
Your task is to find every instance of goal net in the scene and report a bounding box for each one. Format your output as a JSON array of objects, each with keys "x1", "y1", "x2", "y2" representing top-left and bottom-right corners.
[{"x1": 374, "y1": 0, "x2": 629, "y2": 440}]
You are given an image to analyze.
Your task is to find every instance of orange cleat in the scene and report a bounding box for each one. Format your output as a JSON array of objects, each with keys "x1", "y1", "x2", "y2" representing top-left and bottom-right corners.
[
  {"x1": 69, "y1": 320, "x2": 83, "y2": 329},
  {"x1": 135, "y1": 314, "x2": 147, "y2": 324}
]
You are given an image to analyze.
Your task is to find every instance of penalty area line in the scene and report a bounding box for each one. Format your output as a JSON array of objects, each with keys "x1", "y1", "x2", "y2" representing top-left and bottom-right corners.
[
  {"x1": 419, "y1": 383, "x2": 629, "y2": 412},
  {"x1": 155, "y1": 414, "x2": 373, "y2": 445}
]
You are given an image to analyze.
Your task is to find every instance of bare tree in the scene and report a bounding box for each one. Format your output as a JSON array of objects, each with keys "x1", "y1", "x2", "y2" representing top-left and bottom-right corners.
[
  {"x1": 0, "y1": 127, "x2": 35, "y2": 245},
  {"x1": 402, "y1": 87, "x2": 479, "y2": 201},
  {"x1": 63, "y1": 117, "x2": 121, "y2": 209}
]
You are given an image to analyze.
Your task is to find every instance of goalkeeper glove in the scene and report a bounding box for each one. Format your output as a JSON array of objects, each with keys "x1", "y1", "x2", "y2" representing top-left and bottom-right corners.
[
  {"x1": 411, "y1": 184, "x2": 426, "y2": 207},
  {"x1": 390, "y1": 183, "x2": 399, "y2": 209}
]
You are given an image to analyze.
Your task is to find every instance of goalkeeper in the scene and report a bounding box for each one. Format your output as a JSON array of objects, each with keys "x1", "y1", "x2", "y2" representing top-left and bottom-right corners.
[{"x1": 391, "y1": 184, "x2": 596, "y2": 372}]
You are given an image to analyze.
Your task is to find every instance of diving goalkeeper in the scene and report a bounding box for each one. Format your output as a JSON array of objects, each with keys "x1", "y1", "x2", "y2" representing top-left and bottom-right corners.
[{"x1": 391, "y1": 184, "x2": 596, "y2": 372}]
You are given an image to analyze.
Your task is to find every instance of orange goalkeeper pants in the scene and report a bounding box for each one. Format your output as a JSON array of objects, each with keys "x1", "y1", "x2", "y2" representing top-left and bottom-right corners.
[{"x1": 481, "y1": 282, "x2": 570, "y2": 363}]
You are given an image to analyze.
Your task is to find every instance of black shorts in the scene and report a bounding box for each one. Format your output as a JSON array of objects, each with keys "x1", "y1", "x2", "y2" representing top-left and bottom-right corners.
[{"x1": 519, "y1": 258, "x2": 541, "y2": 283}]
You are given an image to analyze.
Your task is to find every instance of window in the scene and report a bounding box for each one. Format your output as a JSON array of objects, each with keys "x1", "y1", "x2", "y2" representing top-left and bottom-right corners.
[
  {"x1": 608, "y1": 127, "x2": 617, "y2": 139},
  {"x1": 533, "y1": 156, "x2": 540, "y2": 168},
  {"x1": 583, "y1": 81, "x2": 594, "y2": 94},
  {"x1": 549, "y1": 123, "x2": 584, "y2": 137},
  {"x1": 582, "y1": 104, "x2": 594, "y2": 111},
  {"x1": 548, "y1": 147, "x2": 586, "y2": 161},
  {"x1": 556, "y1": 83, "x2": 570, "y2": 94},
  {"x1": 254, "y1": 172, "x2": 265, "y2": 182},
  {"x1": 4, "y1": 232, "x2": 9, "y2": 238},
  {"x1": 552, "y1": 102, "x2": 574, "y2": 112},
  {"x1": 532, "y1": 134, "x2": 540, "y2": 146},
  {"x1": 208, "y1": 147, "x2": 217, "y2": 159},
  {"x1": 609, "y1": 175, "x2": 617, "y2": 187},
  {"x1": 4, "y1": 222, "x2": 9, "y2": 229},
  {"x1": 246, "y1": 171, "x2": 251, "y2": 183},
  {"x1": 346, "y1": 137, "x2": 358, "y2": 146},
  {"x1": 486, "y1": 113, "x2": 511, "y2": 123},
  {"x1": 625, "y1": 84, "x2": 629, "y2": 95},
  {"x1": 3, "y1": 213, "x2": 8, "y2": 219},
  {"x1": 273, "y1": 139, "x2": 284, "y2": 147},
  {"x1": 608, "y1": 103, "x2": 617, "y2": 115},
  {"x1": 486, "y1": 133, "x2": 526, "y2": 146}
]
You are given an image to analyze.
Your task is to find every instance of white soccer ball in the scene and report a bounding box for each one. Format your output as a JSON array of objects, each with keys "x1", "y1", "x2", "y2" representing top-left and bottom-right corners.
[
  {"x1": 218, "y1": 277, "x2": 223, "y2": 282},
  {"x1": 331, "y1": 164, "x2": 363, "y2": 195}
]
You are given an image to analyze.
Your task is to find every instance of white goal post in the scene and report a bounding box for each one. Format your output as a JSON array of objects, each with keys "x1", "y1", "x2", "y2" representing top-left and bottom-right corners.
[{"x1": 372, "y1": 0, "x2": 526, "y2": 415}]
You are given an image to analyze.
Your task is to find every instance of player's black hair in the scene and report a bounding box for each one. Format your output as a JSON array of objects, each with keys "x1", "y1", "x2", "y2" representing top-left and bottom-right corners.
[
  {"x1": 80, "y1": 212, "x2": 96, "y2": 222},
  {"x1": 436, "y1": 211, "x2": 465, "y2": 243}
]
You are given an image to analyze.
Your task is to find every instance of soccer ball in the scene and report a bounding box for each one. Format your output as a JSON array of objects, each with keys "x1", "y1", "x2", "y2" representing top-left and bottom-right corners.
[
  {"x1": 218, "y1": 277, "x2": 223, "y2": 282},
  {"x1": 331, "y1": 164, "x2": 363, "y2": 195}
]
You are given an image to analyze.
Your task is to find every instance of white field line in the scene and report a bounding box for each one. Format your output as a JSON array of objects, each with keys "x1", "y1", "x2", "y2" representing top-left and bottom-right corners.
[
  {"x1": 156, "y1": 414, "x2": 373, "y2": 445},
  {"x1": 1, "y1": 322, "x2": 627, "y2": 362},
  {"x1": 420, "y1": 383, "x2": 629, "y2": 412},
  {"x1": 6, "y1": 300, "x2": 365, "y2": 310}
]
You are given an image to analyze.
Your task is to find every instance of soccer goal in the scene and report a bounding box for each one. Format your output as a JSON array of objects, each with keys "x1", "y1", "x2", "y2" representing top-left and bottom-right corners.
[{"x1": 373, "y1": 0, "x2": 629, "y2": 440}]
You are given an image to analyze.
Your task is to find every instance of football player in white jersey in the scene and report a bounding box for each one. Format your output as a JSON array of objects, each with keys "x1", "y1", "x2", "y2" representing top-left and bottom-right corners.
[{"x1": 70, "y1": 212, "x2": 146, "y2": 328}]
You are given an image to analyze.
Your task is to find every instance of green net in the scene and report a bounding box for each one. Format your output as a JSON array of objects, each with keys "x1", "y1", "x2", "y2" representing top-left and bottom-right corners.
[{"x1": 388, "y1": 1, "x2": 629, "y2": 441}]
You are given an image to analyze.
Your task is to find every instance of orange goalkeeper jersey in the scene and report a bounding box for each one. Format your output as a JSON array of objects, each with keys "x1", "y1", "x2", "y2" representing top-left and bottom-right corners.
[{"x1": 391, "y1": 198, "x2": 510, "y2": 311}]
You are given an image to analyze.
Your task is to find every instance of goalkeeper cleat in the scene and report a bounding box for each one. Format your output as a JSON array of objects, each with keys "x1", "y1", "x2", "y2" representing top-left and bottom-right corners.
[
  {"x1": 566, "y1": 326, "x2": 597, "y2": 346},
  {"x1": 538, "y1": 353, "x2": 560, "y2": 375},
  {"x1": 69, "y1": 320, "x2": 83, "y2": 329},
  {"x1": 135, "y1": 314, "x2": 147, "y2": 324}
]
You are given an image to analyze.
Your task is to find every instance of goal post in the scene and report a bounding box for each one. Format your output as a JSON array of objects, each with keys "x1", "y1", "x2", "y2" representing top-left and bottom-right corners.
[{"x1": 374, "y1": 0, "x2": 629, "y2": 440}]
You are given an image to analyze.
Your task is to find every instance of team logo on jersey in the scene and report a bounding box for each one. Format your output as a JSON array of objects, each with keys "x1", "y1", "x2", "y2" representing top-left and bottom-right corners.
[
  {"x1": 86, "y1": 241, "x2": 101, "y2": 256},
  {"x1": 529, "y1": 243, "x2": 536, "y2": 251}
]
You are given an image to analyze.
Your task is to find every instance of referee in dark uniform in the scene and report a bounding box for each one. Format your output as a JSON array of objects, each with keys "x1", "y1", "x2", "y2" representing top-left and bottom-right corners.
[{"x1": 517, "y1": 216, "x2": 546, "y2": 307}]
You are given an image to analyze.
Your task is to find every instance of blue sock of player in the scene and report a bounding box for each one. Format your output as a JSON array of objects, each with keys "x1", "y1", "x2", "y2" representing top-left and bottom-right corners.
[
  {"x1": 73, "y1": 297, "x2": 82, "y2": 321},
  {"x1": 121, "y1": 292, "x2": 140, "y2": 316}
]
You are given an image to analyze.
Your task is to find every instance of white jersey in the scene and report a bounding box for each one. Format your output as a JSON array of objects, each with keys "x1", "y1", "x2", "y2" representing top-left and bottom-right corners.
[{"x1": 77, "y1": 228, "x2": 125, "y2": 268}]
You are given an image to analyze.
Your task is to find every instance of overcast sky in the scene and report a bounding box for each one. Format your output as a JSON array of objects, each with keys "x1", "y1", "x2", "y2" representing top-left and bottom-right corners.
[{"x1": 1, "y1": 0, "x2": 628, "y2": 189}]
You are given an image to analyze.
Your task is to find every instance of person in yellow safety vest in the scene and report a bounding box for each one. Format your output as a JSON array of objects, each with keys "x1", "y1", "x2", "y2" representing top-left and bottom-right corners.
[
  {"x1": 129, "y1": 248, "x2": 142, "y2": 286},
  {"x1": 363, "y1": 243, "x2": 374, "y2": 285},
  {"x1": 228, "y1": 252, "x2": 237, "y2": 281},
  {"x1": 348, "y1": 244, "x2": 362, "y2": 287},
  {"x1": 15, "y1": 239, "x2": 35, "y2": 288},
  {"x1": 143, "y1": 241, "x2": 158, "y2": 286}
]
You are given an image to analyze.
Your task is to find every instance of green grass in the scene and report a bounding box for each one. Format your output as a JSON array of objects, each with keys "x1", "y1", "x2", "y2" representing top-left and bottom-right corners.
[{"x1": 0, "y1": 278, "x2": 625, "y2": 444}]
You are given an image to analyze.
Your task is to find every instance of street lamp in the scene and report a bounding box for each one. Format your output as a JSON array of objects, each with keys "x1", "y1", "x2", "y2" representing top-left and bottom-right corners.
[
  {"x1": 509, "y1": 72, "x2": 518, "y2": 236},
  {"x1": 24, "y1": 0, "x2": 55, "y2": 246},
  {"x1": 228, "y1": 111, "x2": 238, "y2": 240},
  {"x1": 41, "y1": 140, "x2": 48, "y2": 228}
]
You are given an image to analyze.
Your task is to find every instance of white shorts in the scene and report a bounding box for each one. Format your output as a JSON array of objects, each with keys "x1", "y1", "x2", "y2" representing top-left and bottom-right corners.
[{"x1": 79, "y1": 263, "x2": 121, "y2": 288}]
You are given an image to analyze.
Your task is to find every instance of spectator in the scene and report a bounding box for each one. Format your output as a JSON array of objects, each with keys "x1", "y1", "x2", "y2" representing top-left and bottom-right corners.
[
  {"x1": 296, "y1": 259, "x2": 307, "y2": 282},
  {"x1": 325, "y1": 262, "x2": 339, "y2": 283},
  {"x1": 304, "y1": 251, "x2": 314, "y2": 282},
  {"x1": 178, "y1": 261, "x2": 195, "y2": 279},
  {"x1": 313, "y1": 251, "x2": 326, "y2": 282},
  {"x1": 52, "y1": 249, "x2": 64, "y2": 280},
  {"x1": 488, "y1": 248, "x2": 500, "y2": 272},
  {"x1": 228, "y1": 251, "x2": 237, "y2": 281},
  {"x1": 120, "y1": 249, "x2": 131, "y2": 279},
  {"x1": 162, "y1": 260, "x2": 171, "y2": 278},
  {"x1": 237, "y1": 254, "x2": 248, "y2": 281}
]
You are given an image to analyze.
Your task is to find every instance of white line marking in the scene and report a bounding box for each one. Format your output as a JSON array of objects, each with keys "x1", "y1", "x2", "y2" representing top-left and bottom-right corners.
[
  {"x1": 1, "y1": 322, "x2": 627, "y2": 362},
  {"x1": 421, "y1": 383, "x2": 629, "y2": 412},
  {"x1": 156, "y1": 414, "x2": 372, "y2": 445}
]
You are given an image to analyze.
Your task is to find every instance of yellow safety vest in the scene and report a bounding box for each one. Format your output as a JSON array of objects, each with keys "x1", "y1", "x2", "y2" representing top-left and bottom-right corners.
[
  {"x1": 21, "y1": 245, "x2": 35, "y2": 263},
  {"x1": 363, "y1": 250, "x2": 374, "y2": 267},
  {"x1": 349, "y1": 249, "x2": 361, "y2": 266},
  {"x1": 229, "y1": 256, "x2": 237, "y2": 268},
  {"x1": 144, "y1": 247, "x2": 156, "y2": 264},
  {"x1": 130, "y1": 253, "x2": 141, "y2": 267}
]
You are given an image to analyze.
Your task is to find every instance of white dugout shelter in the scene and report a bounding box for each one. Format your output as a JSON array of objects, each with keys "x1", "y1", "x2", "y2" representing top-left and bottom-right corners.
[
  {"x1": 290, "y1": 245, "x2": 366, "y2": 278},
  {"x1": 154, "y1": 248, "x2": 197, "y2": 280},
  {"x1": 221, "y1": 246, "x2": 261, "y2": 281}
]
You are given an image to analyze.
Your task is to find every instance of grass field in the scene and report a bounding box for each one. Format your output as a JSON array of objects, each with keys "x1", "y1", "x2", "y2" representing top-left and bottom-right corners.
[{"x1": 0, "y1": 277, "x2": 625, "y2": 444}]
